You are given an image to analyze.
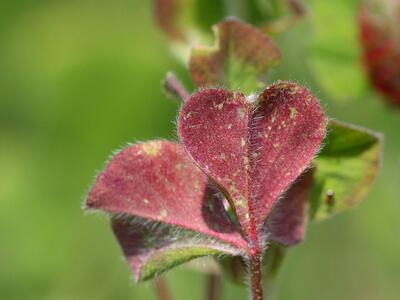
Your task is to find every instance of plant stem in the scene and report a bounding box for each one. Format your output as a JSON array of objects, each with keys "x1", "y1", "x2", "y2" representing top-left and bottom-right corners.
[
  {"x1": 206, "y1": 273, "x2": 222, "y2": 300},
  {"x1": 164, "y1": 72, "x2": 189, "y2": 102},
  {"x1": 288, "y1": 0, "x2": 306, "y2": 17},
  {"x1": 153, "y1": 276, "x2": 174, "y2": 300},
  {"x1": 249, "y1": 252, "x2": 263, "y2": 300}
]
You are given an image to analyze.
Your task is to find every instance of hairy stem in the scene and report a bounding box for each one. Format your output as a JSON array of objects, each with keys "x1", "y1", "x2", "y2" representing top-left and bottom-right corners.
[
  {"x1": 164, "y1": 72, "x2": 189, "y2": 102},
  {"x1": 153, "y1": 276, "x2": 174, "y2": 300},
  {"x1": 249, "y1": 252, "x2": 263, "y2": 300},
  {"x1": 206, "y1": 273, "x2": 222, "y2": 300}
]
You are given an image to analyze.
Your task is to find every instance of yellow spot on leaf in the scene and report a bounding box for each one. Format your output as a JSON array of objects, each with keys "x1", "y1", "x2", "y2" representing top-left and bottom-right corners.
[
  {"x1": 184, "y1": 111, "x2": 193, "y2": 120},
  {"x1": 141, "y1": 142, "x2": 162, "y2": 156},
  {"x1": 290, "y1": 107, "x2": 297, "y2": 119},
  {"x1": 215, "y1": 103, "x2": 224, "y2": 110},
  {"x1": 237, "y1": 108, "x2": 245, "y2": 119},
  {"x1": 159, "y1": 209, "x2": 168, "y2": 218},
  {"x1": 241, "y1": 138, "x2": 246, "y2": 147}
]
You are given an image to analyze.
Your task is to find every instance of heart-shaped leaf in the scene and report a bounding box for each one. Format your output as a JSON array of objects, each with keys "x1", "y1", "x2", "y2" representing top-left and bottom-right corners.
[
  {"x1": 310, "y1": 120, "x2": 382, "y2": 220},
  {"x1": 86, "y1": 141, "x2": 246, "y2": 281},
  {"x1": 189, "y1": 19, "x2": 281, "y2": 94},
  {"x1": 178, "y1": 82, "x2": 326, "y2": 245}
]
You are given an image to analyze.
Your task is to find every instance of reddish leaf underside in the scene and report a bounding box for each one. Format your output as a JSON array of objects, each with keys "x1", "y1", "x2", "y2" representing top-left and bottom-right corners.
[
  {"x1": 86, "y1": 141, "x2": 247, "y2": 250},
  {"x1": 266, "y1": 169, "x2": 314, "y2": 246},
  {"x1": 178, "y1": 82, "x2": 326, "y2": 245},
  {"x1": 111, "y1": 216, "x2": 238, "y2": 281}
]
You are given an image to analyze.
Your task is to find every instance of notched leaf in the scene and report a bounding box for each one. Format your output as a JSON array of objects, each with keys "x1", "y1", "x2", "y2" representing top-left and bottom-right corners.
[
  {"x1": 86, "y1": 141, "x2": 246, "y2": 281},
  {"x1": 189, "y1": 19, "x2": 281, "y2": 94},
  {"x1": 310, "y1": 120, "x2": 382, "y2": 220},
  {"x1": 178, "y1": 82, "x2": 326, "y2": 241}
]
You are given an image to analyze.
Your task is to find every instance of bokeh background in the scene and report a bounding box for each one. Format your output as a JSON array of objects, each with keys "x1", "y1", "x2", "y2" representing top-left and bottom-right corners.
[{"x1": 0, "y1": 1, "x2": 399, "y2": 299}]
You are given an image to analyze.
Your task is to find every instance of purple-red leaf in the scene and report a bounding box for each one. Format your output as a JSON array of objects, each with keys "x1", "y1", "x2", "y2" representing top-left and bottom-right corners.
[
  {"x1": 111, "y1": 216, "x2": 239, "y2": 281},
  {"x1": 266, "y1": 169, "x2": 314, "y2": 246},
  {"x1": 85, "y1": 141, "x2": 249, "y2": 281},
  {"x1": 178, "y1": 82, "x2": 326, "y2": 245},
  {"x1": 86, "y1": 140, "x2": 246, "y2": 249}
]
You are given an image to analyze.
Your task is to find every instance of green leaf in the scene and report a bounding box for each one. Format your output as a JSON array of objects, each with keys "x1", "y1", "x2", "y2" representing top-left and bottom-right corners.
[
  {"x1": 308, "y1": 0, "x2": 369, "y2": 101},
  {"x1": 189, "y1": 19, "x2": 281, "y2": 94},
  {"x1": 153, "y1": 0, "x2": 225, "y2": 62},
  {"x1": 310, "y1": 120, "x2": 382, "y2": 220},
  {"x1": 153, "y1": 0, "x2": 305, "y2": 62},
  {"x1": 112, "y1": 217, "x2": 235, "y2": 282},
  {"x1": 140, "y1": 247, "x2": 221, "y2": 281}
]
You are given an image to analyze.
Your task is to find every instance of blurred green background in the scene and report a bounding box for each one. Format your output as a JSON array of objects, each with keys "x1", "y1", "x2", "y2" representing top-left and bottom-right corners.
[{"x1": 0, "y1": 0, "x2": 399, "y2": 299}]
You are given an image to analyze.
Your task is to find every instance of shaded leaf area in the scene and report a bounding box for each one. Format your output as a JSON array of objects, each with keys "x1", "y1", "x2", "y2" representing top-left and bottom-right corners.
[
  {"x1": 220, "y1": 243, "x2": 286, "y2": 286},
  {"x1": 359, "y1": 0, "x2": 400, "y2": 107},
  {"x1": 112, "y1": 216, "x2": 238, "y2": 282},
  {"x1": 153, "y1": 0, "x2": 305, "y2": 61},
  {"x1": 189, "y1": 19, "x2": 281, "y2": 94},
  {"x1": 178, "y1": 82, "x2": 326, "y2": 241},
  {"x1": 86, "y1": 141, "x2": 247, "y2": 281},
  {"x1": 310, "y1": 120, "x2": 382, "y2": 220},
  {"x1": 266, "y1": 169, "x2": 314, "y2": 246},
  {"x1": 219, "y1": 171, "x2": 313, "y2": 285},
  {"x1": 308, "y1": 0, "x2": 368, "y2": 101}
]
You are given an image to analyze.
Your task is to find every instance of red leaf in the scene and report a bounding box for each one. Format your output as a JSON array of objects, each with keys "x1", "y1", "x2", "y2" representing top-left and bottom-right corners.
[
  {"x1": 111, "y1": 216, "x2": 240, "y2": 281},
  {"x1": 266, "y1": 170, "x2": 314, "y2": 246},
  {"x1": 86, "y1": 141, "x2": 246, "y2": 250},
  {"x1": 178, "y1": 82, "x2": 326, "y2": 245},
  {"x1": 359, "y1": 0, "x2": 400, "y2": 106}
]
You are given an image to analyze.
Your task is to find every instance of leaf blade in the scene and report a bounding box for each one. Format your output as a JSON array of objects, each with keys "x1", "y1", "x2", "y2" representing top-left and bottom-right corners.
[
  {"x1": 189, "y1": 19, "x2": 281, "y2": 94},
  {"x1": 86, "y1": 141, "x2": 248, "y2": 281},
  {"x1": 112, "y1": 217, "x2": 238, "y2": 282},
  {"x1": 310, "y1": 120, "x2": 382, "y2": 220},
  {"x1": 178, "y1": 82, "x2": 326, "y2": 240}
]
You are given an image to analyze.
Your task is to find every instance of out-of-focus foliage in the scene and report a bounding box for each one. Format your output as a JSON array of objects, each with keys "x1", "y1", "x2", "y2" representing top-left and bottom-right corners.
[
  {"x1": 189, "y1": 19, "x2": 281, "y2": 94},
  {"x1": 359, "y1": 0, "x2": 400, "y2": 107},
  {"x1": 0, "y1": 1, "x2": 399, "y2": 300},
  {"x1": 307, "y1": 0, "x2": 369, "y2": 101},
  {"x1": 153, "y1": 0, "x2": 304, "y2": 62}
]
